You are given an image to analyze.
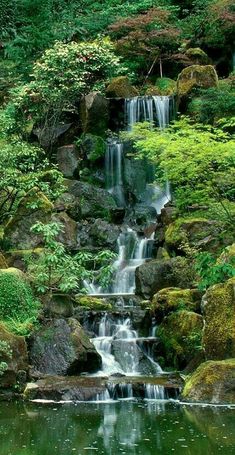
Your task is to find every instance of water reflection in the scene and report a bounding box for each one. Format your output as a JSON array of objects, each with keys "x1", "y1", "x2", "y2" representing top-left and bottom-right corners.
[{"x1": 0, "y1": 401, "x2": 234, "y2": 455}]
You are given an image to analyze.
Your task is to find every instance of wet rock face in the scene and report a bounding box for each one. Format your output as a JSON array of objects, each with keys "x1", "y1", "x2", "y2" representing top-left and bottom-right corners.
[
  {"x1": 29, "y1": 318, "x2": 102, "y2": 376},
  {"x1": 202, "y1": 278, "x2": 235, "y2": 360},
  {"x1": 0, "y1": 323, "x2": 28, "y2": 388},
  {"x1": 182, "y1": 359, "x2": 235, "y2": 404}
]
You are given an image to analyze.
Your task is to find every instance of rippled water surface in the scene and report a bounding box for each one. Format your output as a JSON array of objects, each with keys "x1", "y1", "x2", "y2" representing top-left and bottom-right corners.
[{"x1": 0, "y1": 400, "x2": 235, "y2": 455}]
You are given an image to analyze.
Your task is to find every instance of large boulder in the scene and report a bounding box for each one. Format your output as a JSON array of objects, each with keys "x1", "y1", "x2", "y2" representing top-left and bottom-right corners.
[
  {"x1": 202, "y1": 278, "x2": 235, "y2": 360},
  {"x1": 56, "y1": 145, "x2": 80, "y2": 178},
  {"x1": 52, "y1": 212, "x2": 77, "y2": 251},
  {"x1": 145, "y1": 77, "x2": 177, "y2": 96},
  {"x1": 177, "y1": 65, "x2": 218, "y2": 97},
  {"x1": 88, "y1": 218, "x2": 120, "y2": 248},
  {"x1": 158, "y1": 310, "x2": 203, "y2": 370},
  {"x1": 135, "y1": 257, "x2": 194, "y2": 299},
  {"x1": 182, "y1": 359, "x2": 235, "y2": 404},
  {"x1": 0, "y1": 322, "x2": 28, "y2": 388},
  {"x1": 165, "y1": 217, "x2": 229, "y2": 253},
  {"x1": 5, "y1": 190, "x2": 53, "y2": 249},
  {"x1": 106, "y1": 76, "x2": 139, "y2": 98},
  {"x1": 29, "y1": 318, "x2": 101, "y2": 376},
  {"x1": 80, "y1": 91, "x2": 109, "y2": 135},
  {"x1": 67, "y1": 180, "x2": 117, "y2": 220},
  {"x1": 152, "y1": 287, "x2": 202, "y2": 320},
  {"x1": 185, "y1": 48, "x2": 209, "y2": 65}
]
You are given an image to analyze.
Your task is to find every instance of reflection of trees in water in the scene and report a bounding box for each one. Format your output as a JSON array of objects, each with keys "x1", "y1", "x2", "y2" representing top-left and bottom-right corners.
[{"x1": 0, "y1": 402, "x2": 235, "y2": 455}]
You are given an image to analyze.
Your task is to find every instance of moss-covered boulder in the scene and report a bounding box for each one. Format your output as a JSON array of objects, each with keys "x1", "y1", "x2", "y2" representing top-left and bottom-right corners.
[
  {"x1": 74, "y1": 296, "x2": 112, "y2": 311},
  {"x1": 0, "y1": 322, "x2": 28, "y2": 388},
  {"x1": 67, "y1": 180, "x2": 117, "y2": 220},
  {"x1": 202, "y1": 278, "x2": 235, "y2": 360},
  {"x1": 5, "y1": 190, "x2": 53, "y2": 249},
  {"x1": 152, "y1": 287, "x2": 202, "y2": 319},
  {"x1": 81, "y1": 133, "x2": 106, "y2": 162},
  {"x1": 165, "y1": 217, "x2": 228, "y2": 253},
  {"x1": 185, "y1": 48, "x2": 209, "y2": 65},
  {"x1": 182, "y1": 359, "x2": 235, "y2": 404},
  {"x1": 135, "y1": 257, "x2": 194, "y2": 299},
  {"x1": 5, "y1": 248, "x2": 43, "y2": 271},
  {"x1": 158, "y1": 310, "x2": 203, "y2": 370},
  {"x1": 80, "y1": 91, "x2": 109, "y2": 135},
  {"x1": 145, "y1": 77, "x2": 177, "y2": 96},
  {"x1": 177, "y1": 65, "x2": 218, "y2": 97},
  {"x1": 29, "y1": 318, "x2": 102, "y2": 376},
  {"x1": 106, "y1": 76, "x2": 139, "y2": 98}
]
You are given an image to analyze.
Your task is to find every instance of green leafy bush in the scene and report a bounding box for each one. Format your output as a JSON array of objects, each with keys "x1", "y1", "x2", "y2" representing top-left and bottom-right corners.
[{"x1": 195, "y1": 251, "x2": 235, "y2": 290}]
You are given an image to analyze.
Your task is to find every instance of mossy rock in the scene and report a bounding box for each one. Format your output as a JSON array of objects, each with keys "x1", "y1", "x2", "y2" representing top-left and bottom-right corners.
[
  {"x1": 185, "y1": 48, "x2": 209, "y2": 65},
  {"x1": 218, "y1": 243, "x2": 235, "y2": 264},
  {"x1": 158, "y1": 310, "x2": 203, "y2": 370},
  {"x1": 80, "y1": 91, "x2": 109, "y2": 136},
  {"x1": 74, "y1": 295, "x2": 112, "y2": 311},
  {"x1": 0, "y1": 322, "x2": 28, "y2": 388},
  {"x1": 106, "y1": 76, "x2": 139, "y2": 98},
  {"x1": 81, "y1": 133, "x2": 106, "y2": 162},
  {"x1": 0, "y1": 253, "x2": 8, "y2": 269},
  {"x1": 145, "y1": 78, "x2": 176, "y2": 96},
  {"x1": 177, "y1": 65, "x2": 218, "y2": 97},
  {"x1": 6, "y1": 248, "x2": 43, "y2": 271},
  {"x1": 152, "y1": 287, "x2": 202, "y2": 319},
  {"x1": 182, "y1": 359, "x2": 235, "y2": 404},
  {"x1": 165, "y1": 217, "x2": 226, "y2": 253},
  {"x1": 202, "y1": 278, "x2": 235, "y2": 360}
]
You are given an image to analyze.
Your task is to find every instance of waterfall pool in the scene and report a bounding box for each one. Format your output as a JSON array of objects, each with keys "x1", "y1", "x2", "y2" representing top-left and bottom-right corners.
[{"x1": 1, "y1": 400, "x2": 235, "y2": 454}]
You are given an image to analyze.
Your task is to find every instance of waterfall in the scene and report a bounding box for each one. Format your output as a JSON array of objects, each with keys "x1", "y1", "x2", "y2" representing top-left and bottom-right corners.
[
  {"x1": 125, "y1": 95, "x2": 172, "y2": 130},
  {"x1": 105, "y1": 140, "x2": 125, "y2": 207},
  {"x1": 144, "y1": 384, "x2": 166, "y2": 400}
]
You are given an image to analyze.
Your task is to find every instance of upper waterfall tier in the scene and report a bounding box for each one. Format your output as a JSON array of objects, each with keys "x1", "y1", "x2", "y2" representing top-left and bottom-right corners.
[{"x1": 125, "y1": 95, "x2": 173, "y2": 130}]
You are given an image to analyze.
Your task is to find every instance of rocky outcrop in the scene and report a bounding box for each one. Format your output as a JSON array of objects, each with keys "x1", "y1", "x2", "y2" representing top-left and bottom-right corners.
[
  {"x1": 57, "y1": 145, "x2": 80, "y2": 178},
  {"x1": 0, "y1": 323, "x2": 28, "y2": 388},
  {"x1": 67, "y1": 180, "x2": 117, "y2": 220},
  {"x1": 106, "y1": 76, "x2": 138, "y2": 98},
  {"x1": 182, "y1": 359, "x2": 235, "y2": 404},
  {"x1": 177, "y1": 65, "x2": 218, "y2": 97},
  {"x1": 52, "y1": 212, "x2": 77, "y2": 251},
  {"x1": 29, "y1": 318, "x2": 102, "y2": 376},
  {"x1": 80, "y1": 91, "x2": 109, "y2": 135},
  {"x1": 158, "y1": 310, "x2": 203, "y2": 370},
  {"x1": 135, "y1": 257, "x2": 193, "y2": 299},
  {"x1": 152, "y1": 287, "x2": 202, "y2": 320},
  {"x1": 202, "y1": 278, "x2": 235, "y2": 360}
]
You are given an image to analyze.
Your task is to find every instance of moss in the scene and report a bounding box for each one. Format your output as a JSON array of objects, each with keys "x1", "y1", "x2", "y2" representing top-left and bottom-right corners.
[
  {"x1": 106, "y1": 76, "x2": 139, "y2": 98},
  {"x1": 145, "y1": 77, "x2": 176, "y2": 96},
  {"x1": 182, "y1": 359, "x2": 235, "y2": 404},
  {"x1": 74, "y1": 295, "x2": 112, "y2": 311},
  {"x1": 202, "y1": 278, "x2": 235, "y2": 360},
  {"x1": 81, "y1": 133, "x2": 106, "y2": 161},
  {"x1": 0, "y1": 253, "x2": 8, "y2": 269},
  {"x1": 177, "y1": 65, "x2": 218, "y2": 97},
  {"x1": 185, "y1": 48, "x2": 209, "y2": 65},
  {"x1": 158, "y1": 310, "x2": 203, "y2": 370},
  {"x1": 152, "y1": 287, "x2": 201, "y2": 317}
]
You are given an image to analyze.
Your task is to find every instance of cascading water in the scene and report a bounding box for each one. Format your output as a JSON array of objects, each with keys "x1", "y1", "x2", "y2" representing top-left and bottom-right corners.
[
  {"x1": 105, "y1": 140, "x2": 125, "y2": 207},
  {"x1": 125, "y1": 95, "x2": 172, "y2": 130}
]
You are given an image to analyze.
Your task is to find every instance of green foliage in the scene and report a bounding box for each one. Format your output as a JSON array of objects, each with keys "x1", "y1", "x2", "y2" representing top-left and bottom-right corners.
[
  {"x1": 127, "y1": 117, "x2": 235, "y2": 221},
  {"x1": 0, "y1": 270, "x2": 40, "y2": 334},
  {"x1": 0, "y1": 340, "x2": 12, "y2": 377},
  {"x1": 27, "y1": 222, "x2": 116, "y2": 294},
  {"x1": 195, "y1": 251, "x2": 235, "y2": 290}
]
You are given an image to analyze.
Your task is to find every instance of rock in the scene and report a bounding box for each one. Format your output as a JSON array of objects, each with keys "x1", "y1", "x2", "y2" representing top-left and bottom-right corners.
[
  {"x1": 24, "y1": 376, "x2": 107, "y2": 401},
  {"x1": 185, "y1": 48, "x2": 209, "y2": 65},
  {"x1": 111, "y1": 339, "x2": 158, "y2": 375},
  {"x1": 135, "y1": 257, "x2": 193, "y2": 299},
  {"x1": 182, "y1": 359, "x2": 235, "y2": 404},
  {"x1": 45, "y1": 294, "x2": 74, "y2": 318},
  {"x1": 165, "y1": 217, "x2": 228, "y2": 253},
  {"x1": 160, "y1": 205, "x2": 177, "y2": 226},
  {"x1": 0, "y1": 322, "x2": 28, "y2": 388},
  {"x1": 5, "y1": 248, "x2": 43, "y2": 272},
  {"x1": 56, "y1": 145, "x2": 80, "y2": 178},
  {"x1": 0, "y1": 253, "x2": 8, "y2": 269},
  {"x1": 88, "y1": 218, "x2": 120, "y2": 248},
  {"x1": 33, "y1": 123, "x2": 72, "y2": 148},
  {"x1": 106, "y1": 76, "x2": 139, "y2": 98},
  {"x1": 80, "y1": 91, "x2": 109, "y2": 135},
  {"x1": 5, "y1": 190, "x2": 53, "y2": 249},
  {"x1": 218, "y1": 243, "x2": 235, "y2": 264},
  {"x1": 158, "y1": 310, "x2": 203, "y2": 370},
  {"x1": 152, "y1": 287, "x2": 202, "y2": 320},
  {"x1": 145, "y1": 77, "x2": 177, "y2": 96},
  {"x1": 67, "y1": 180, "x2": 117, "y2": 220},
  {"x1": 81, "y1": 133, "x2": 106, "y2": 162},
  {"x1": 52, "y1": 212, "x2": 77, "y2": 251},
  {"x1": 202, "y1": 278, "x2": 235, "y2": 360},
  {"x1": 74, "y1": 296, "x2": 112, "y2": 311},
  {"x1": 29, "y1": 318, "x2": 101, "y2": 376},
  {"x1": 177, "y1": 65, "x2": 218, "y2": 97},
  {"x1": 54, "y1": 192, "x2": 81, "y2": 221},
  {"x1": 124, "y1": 158, "x2": 148, "y2": 200}
]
